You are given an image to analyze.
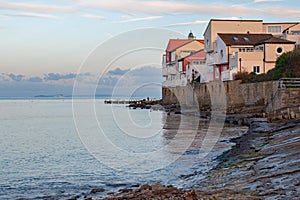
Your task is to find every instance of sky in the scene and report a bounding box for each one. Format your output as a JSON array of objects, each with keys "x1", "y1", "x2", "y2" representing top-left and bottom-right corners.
[{"x1": 0, "y1": 0, "x2": 300, "y2": 97}]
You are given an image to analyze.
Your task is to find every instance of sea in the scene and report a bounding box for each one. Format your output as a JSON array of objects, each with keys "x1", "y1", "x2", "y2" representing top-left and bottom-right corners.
[{"x1": 0, "y1": 98, "x2": 247, "y2": 199}]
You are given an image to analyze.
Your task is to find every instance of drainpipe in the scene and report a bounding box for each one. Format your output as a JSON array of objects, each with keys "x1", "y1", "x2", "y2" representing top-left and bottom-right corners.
[
  {"x1": 239, "y1": 58, "x2": 242, "y2": 72},
  {"x1": 263, "y1": 44, "x2": 266, "y2": 73}
]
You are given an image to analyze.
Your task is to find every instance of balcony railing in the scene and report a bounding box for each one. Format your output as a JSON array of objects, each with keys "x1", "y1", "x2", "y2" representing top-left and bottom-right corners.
[{"x1": 278, "y1": 78, "x2": 300, "y2": 88}]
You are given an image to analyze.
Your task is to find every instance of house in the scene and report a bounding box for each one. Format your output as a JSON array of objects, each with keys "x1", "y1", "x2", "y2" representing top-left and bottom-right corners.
[
  {"x1": 162, "y1": 32, "x2": 204, "y2": 87},
  {"x1": 203, "y1": 19, "x2": 264, "y2": 81},
  {"x1": 177, "y1": 50, "x2": 208, "y2": 83},
  {"x1": 215, "y1": 33, "x2": 295, "y2": 80},
  {"x1": 283, "y1": 23, "x2": 300, "y2": 49},
  {"x1": 263, "y1": 22, "x2": 298, "y2": 38},
  {"x1": 203, "y1": 19, "x2": 297, "y2": 81}
]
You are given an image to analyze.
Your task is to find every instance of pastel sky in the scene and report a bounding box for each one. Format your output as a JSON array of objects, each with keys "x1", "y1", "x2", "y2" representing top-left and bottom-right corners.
[{"x1": 0, "y1": 0, "x2": 299, "y2": 97}]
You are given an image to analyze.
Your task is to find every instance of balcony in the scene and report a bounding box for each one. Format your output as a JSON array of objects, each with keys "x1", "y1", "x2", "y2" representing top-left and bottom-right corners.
[
  {"x1": 162, "y1": 77, "x2": 187, "y2": 88},
  {"x1": 162, "y1": 67, "x2": 168, "y2": 77}
]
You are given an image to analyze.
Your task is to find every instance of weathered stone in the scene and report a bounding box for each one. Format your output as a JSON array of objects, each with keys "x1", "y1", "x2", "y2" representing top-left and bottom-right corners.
[
  {"x1": 140, "y1": 184, "x2": 152, "y2": 191},
  {"x1": 118, "y1": 188, "x2": 132, "y2": 193},
  {"x1": 91, "y1": 188, "x2": 105, "y2": 194},
  {"x1": 185, "y1": 190, "x2": 197, "y2": 200}
]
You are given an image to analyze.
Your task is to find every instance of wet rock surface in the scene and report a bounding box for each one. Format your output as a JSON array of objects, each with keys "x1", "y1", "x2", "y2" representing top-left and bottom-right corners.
[
  {"x1": 104, "y1": 183, "x2": 198, "y2": 200},
  {"x1": 88, "y1": 119, "x2": 300, "y2": 200},
  {"x1": 197, "y1": 119, "x2": 300, "y2": 199}
]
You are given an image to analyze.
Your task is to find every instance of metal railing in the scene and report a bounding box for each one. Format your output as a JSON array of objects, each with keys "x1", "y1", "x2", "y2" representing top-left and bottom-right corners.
[{"x1": 278, "y1": 78, "x2": 300, "y2": 88}]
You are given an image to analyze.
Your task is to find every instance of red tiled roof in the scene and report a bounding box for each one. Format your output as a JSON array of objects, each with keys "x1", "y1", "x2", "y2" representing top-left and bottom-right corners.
[
  {"x1": 177, "y1": 50, "x2": 206, "y2": 62},
  {"x1": 166, "y1": 39, "x2": 204, "y2": 52},
  {"x1": 186, "y1": 50, "x2": 206, "y2": 61}
]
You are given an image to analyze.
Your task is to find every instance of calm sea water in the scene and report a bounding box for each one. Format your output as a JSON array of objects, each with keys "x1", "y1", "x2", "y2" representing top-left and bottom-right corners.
[{"x1": 0, "y1": 100, "x2": 245, "y2": 199}]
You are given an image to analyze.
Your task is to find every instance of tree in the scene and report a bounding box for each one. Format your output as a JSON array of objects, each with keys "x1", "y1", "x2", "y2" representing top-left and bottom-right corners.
[{"x1": 271, "y1": 49, "x2": 300, "y2": 79}]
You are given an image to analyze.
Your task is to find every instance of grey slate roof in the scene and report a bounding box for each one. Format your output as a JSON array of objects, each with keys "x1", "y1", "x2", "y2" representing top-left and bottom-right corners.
[{"x1": 218, "y1": 33, "x2": 295, "y2": 46}]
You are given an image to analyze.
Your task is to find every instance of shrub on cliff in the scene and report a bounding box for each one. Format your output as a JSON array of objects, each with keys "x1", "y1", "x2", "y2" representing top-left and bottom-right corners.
[{"x1": 271, "y1": 49, "x2": 300, "y2": 79}]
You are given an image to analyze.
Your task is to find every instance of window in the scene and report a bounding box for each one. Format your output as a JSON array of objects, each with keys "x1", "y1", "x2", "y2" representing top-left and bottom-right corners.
[
  {"x1": 243, "y1": 37, "x2": 249, "y2": 41},
  {"x1": 291, "y1": 31, "x2": 300, "y2": 35},
  {"x1": 267, "y1": 26, "x2": 282, "y2": 33},
  {"x1": 178, "y1": 62, "x2": 183, "y2": 72},
  {"x1": 199, "y1": 60, "x2": 206, "y2": 65},
  {"x1": 233, "y1": 37, "x2": 239, "y2": 41},
  {"x1": 215, "y1": 68, "x2": 220, "y2": 79},
  {"x1": 193, "y1": 61, "x2": 200, "y2": 65},
  {"x1": 171, "y1": 51, "x2": 175, "y2": 61},
  {"x1": 277, "y1": 47, "x2": 283, "y2": 54},
  {"x1": 253, "y1": 66, "x2": 260, "y2": 74}
]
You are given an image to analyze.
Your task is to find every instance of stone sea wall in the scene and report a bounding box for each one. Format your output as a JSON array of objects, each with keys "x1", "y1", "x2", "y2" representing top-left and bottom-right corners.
[
  {"x1": 162, "y1": 80, "x2": 277, "y2": 111},
  {"x1": 162, "y1": 80, "x2": 300, "y2": 120},
  {"x1": 267, "y1": 88, "x2": 300, "y2": 120}
]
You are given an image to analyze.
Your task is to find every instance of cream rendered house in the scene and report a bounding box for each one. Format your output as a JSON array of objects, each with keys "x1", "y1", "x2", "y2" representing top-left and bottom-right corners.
[
  {"x1": 263, "y1": 22, "x2": 298, "y2": 38},
  {"x1": 203, "y1": 19, "x2": 264, "y2": 81},
  {"x1": 283, "y1": 23, "x2": 300, "y2": 49},
  {"x1": 203, "y1": 19, "x2": 297, "y2": 81},
  {"x1": 215, "y1": 33, "x2": 295, "y2": 80}
]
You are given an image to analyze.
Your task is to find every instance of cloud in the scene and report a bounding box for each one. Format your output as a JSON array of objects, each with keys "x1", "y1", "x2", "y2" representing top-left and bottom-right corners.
[
  {"x1": 0, "y1": 1, "x2": 74, "y2": 13},
  {"x1": 95, "y1": 66, "x2": 162, "y2": 97},
  {"x1": 0, "y1": 69, "x2": 162, "y2": 97},
  {"x1": 165, "y1": 20, "x2": 208, "y2": 27},
  {"x1": 1, "y1": 12, "x2": 60, "y2": 19},
  {"x1": 81, "y1": 13, "x2": 106, "y2": 19},
  {"x1": 107, "y1": 68, "x2": 130, "y2": 75},
  {"x1": 8, "y1": 73, "x2": 24, "y2": 81},
  {"x1": 44, "y1": 73, "x2": 77, "y2": 81},
  {"x1": 116, "y1": 16, "x2": 162, "y2": 23},
  {"x1": 254, "y1": 0, "x2": 282, "y2": 3},
  {"x1": 0, "y1": 73, "x2": 93, "y2": 83},
  {"x1": 78, "y1": 0, "x2": 300, "y2": 19},
  {"x1": 27, "y1": 76, "x2": 43, "y2": 82}
]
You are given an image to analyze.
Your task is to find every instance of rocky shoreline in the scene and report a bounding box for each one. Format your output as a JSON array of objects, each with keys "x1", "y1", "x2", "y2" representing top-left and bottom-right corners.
[{"x1": 81, "y1": 118, "x2": 300, "y2": 200}]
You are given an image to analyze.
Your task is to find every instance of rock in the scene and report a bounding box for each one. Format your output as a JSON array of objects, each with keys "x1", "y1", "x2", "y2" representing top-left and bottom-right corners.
[
  {"x1": 151, "y1": 183, "x2": 165, "y2": 191},
  {"x1": 68, "y1": 195, "x2": 81, "y2": 200},
  {"x1": 185, "y1": 190, "x2": 197, "y2": 200},
  {"x1": 91, "y1": 188, "x2": 105, "y2": 194},
  {"x1": 140, "y1": 184, "x2": 152, "y2": 191},
  {"x1": 118, "y1": 188, "x2": 132, "y2": 193},
  {"x1": 290, "y1": 111, "x2": 296, "y2": 119}
]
